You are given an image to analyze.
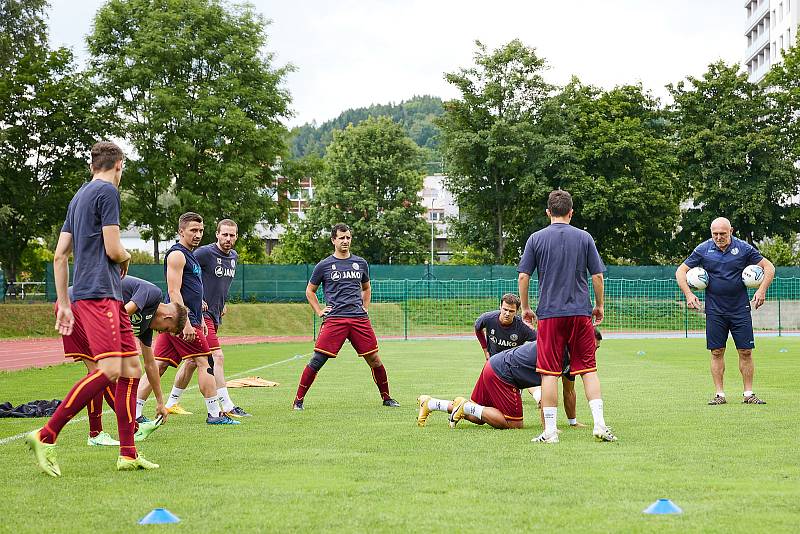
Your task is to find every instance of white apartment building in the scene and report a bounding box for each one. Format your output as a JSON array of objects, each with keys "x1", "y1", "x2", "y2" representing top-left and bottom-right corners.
[{"x1": 745, "y1": 0, "x2": 799, "y2": 82}]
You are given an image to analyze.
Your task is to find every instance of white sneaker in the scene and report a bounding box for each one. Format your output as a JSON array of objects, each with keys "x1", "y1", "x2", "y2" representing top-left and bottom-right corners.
[
  {"x1": 593, "y1": 425, "x2": 617, "y2": 442},
  {"x1": 531, "y1": 431, "x2": 559, "y2": 444}
]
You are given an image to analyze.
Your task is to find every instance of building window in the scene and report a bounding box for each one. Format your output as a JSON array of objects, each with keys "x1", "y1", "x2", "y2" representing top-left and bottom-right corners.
[
  {"x1": 428, "y1": 210, "x2": 444, "y2": 222},
  {"x1": 780, "y1": 35, "x2": 785, "y2": 51},
  {"x1": 779, "y1": 3, "x2": 784, "y2": 21}
]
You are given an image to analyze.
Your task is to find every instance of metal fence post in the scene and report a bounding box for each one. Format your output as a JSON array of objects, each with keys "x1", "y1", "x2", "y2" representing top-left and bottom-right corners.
[
  {"x1": 313, "y1": 312, "x2": 317, "y2": 340},
  {"x1": 404, "y1": 279, "x2": 408, "y2": 341},
  {"x1": 241, "y1": 264, "x2": 246, "y2": 301},
  {"x1": 778, "y1": 297, "x2": 782, "y2": 337},
  {"x1": 684, "y1": 298, "x2": 689, "y2": 339}
]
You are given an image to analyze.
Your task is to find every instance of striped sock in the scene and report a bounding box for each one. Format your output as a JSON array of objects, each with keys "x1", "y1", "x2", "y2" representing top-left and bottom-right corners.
[
  {"x1": 40, "y1": 370, "x2": 112, "y2": 444},
  {"x1": 115, "y1": 376, "x2": 139, "y2": 459}
]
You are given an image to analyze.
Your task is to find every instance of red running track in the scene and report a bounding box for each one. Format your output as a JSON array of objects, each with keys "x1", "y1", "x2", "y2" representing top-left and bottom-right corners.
[{"x1": 0, "y1": 336, "x2": 312, "y2": 372}]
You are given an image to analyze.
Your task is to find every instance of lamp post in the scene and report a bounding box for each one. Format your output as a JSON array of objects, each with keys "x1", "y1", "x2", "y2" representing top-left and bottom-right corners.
[{"x1": 429, "y1": 191, "x2": 438, "y2": 264}]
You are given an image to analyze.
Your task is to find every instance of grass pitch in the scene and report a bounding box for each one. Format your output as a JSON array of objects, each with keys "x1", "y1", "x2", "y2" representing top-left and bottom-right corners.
[{"x1": 1, "y1": 337, "x2": 799, "y2": 533}]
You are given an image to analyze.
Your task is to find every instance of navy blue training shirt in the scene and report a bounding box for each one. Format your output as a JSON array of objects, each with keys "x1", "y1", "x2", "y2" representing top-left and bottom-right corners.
[
  {"x1": 164, "y1": 242, "x2": 204, "y2": 327},
  {"x1": 194, "y1": 243, "x2": 237, "y2": 326},
  {"x1": 309, "y1": 254, "x2": 370, "y2": 318},
  {"x1": 489, "y1": 342, "x2": 571, "y2": 389},
  {"x1": 122, "y1": 276, "x2": 164, "y2": 347},
  {"x1": 684, "y1": 237, "x2": 763, "y2": 316},
  {"x1": 474, "y1": 311, "x2": 537, "y2": 355},
  {"x1": 517, "y1": 223, "x2": 605, "y2": 319},
  {"x1": 61, "y1": 180, "x2": 123, "y2": 301}
]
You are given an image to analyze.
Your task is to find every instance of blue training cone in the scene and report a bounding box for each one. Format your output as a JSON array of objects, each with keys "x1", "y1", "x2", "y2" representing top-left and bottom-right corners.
[
  {"x1": 643, "y1": 499, "x2": 683, "y2": 515},
  {"x1": 138, "y1": 508, "x2": 181, "y2": 524}
]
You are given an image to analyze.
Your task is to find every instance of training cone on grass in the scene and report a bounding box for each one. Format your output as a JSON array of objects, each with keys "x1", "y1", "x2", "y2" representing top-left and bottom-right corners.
[
  {"x1": 138, "y1": 508, "x2": 180, "y2": 524},
  {"x1": 643, "y1": 499, "x2": 683, "y2": 515}
]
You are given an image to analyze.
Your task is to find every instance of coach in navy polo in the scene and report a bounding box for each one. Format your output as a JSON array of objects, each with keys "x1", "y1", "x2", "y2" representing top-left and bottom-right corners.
[{"x1": 676, "y1": 217, "x2": 775, "y2": 405}]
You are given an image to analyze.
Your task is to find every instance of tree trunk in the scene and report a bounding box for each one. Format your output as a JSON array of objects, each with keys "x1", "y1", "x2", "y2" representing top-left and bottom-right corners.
[
  {"x1": 496, "y1": 209, "x2": 504, "y2": 262},
  {"x1": 152, "y1": 228, "x2": 160, "y2": 263}
]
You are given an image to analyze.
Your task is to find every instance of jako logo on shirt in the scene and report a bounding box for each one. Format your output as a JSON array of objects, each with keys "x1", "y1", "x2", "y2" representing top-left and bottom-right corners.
[
  {"x1": 214, "y1": 265, "x2": 235, "y2": 277},
  {"x1": 330, "y1": 270, "x2": 361, "y2": 281}
]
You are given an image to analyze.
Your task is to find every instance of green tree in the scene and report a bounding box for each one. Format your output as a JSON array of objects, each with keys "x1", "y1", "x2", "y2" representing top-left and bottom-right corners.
[
  {"x1": 288, "y1": 117, "x2": 430, "y2": 264},
  {"x1": 0, "y1": 0, "x2": 103, "y2": 282},
  {"x1": 87, "y1": 0, "x2": 295, "y2": 261},
  {"x1": 757, "y1": 236, "x2": 800, "y2": 266},
  {"x1": 764, "y1": 32, "x2": 800, "y2": 161},
  {"x1": 669, "y1": 61, "x2": 800, "y2": 246},
  {"x1": 436, "y1": 40, "x2": 552, "y2": 262},
  {"x1": 515, "y1": 80, "x2": 682, "y2": 263}
]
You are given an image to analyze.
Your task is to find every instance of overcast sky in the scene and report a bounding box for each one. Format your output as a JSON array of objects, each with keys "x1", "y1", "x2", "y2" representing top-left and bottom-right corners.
[{"x1": 47, "y1": 0, "x2": 745, "y2": 127}]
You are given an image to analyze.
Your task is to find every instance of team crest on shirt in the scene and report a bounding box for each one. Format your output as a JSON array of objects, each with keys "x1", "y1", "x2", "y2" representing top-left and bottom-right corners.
[
  {"x1": 192, "y1": 264, "x2": 201, "y2": 275},
  {"x1": 216, "y1": 258, "x2": 222, "y2": 264},
  {"x1": 331, "y1": 264, "x2": 337, "y2": 270},
  {"x1": 490, "y1": 329, "x2": 495, "y2": 335},
  {"x1": 353, "y1": 263, "x2": 359, "y2": 270},
  {"x1": 511, "y1": 334, "x2": 518, "y2": 341},
  {"x1": 230, "y1": 259, "x2": 236, "y2": 269},
  {"x1": 731, "y1": 247, "x2": 739, "y2": 255}
]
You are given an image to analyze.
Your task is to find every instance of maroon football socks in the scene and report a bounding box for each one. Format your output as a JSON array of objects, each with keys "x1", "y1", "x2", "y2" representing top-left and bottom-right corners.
[
  {"x1": 371, "y1": 365, "x2": 391, "y2": 401},
  {"x1": 115, "y1": 376, "x2": 139, "y2": 459},
  {"x1": 40, "y1": 370, "x2": 112, "y2": 444},
  {"x1": 294, "y1": 366, "x2": 318, "y2": 403}
]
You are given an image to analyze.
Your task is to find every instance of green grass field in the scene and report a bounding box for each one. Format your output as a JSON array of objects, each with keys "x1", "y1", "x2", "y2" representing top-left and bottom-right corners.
[{"x1": 1, "y1": 337, "x2": 799, "y2": 533}]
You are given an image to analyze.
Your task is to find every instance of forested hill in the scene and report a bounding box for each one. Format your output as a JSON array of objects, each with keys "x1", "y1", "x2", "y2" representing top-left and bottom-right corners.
[{"x1": 289, "y1": 95, "x2": 444, "y2": 159}]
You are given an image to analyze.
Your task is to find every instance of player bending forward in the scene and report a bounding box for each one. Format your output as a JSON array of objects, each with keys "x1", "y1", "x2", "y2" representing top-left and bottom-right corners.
[
  {"x1": 137, "y1": 212, "x2": 240, "y2": 425},
  {"x1": 157, "y1": 219, "x2": 250, "y2": 418},
  {"x1": 417, "y1": 330, "x2": 602, "y2": 429}
]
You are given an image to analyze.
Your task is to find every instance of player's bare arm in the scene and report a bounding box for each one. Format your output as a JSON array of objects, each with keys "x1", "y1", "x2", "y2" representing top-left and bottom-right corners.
[
  {"x1": 166, "y1": 252, "x2": 195, "y2": 341},
  {"x1": 361, "y1": 281, "x2": 371, "y2": 312},
  {"x1": 101, "y1": 224, "x2": 131, "y2": 278},
  {"x1": 591, "y1": 273, "x2": 604, "y2": 325},
  {"x1": 306, "y1": 282, "x2": 331, "y2": 317},
  {"x1": 53, "y1": 231, "x2": 74, "y2": 336},
  {"x1": 140, "y1": 342, "x2": 169, "y2": 421},
  {"x1": 518, "y1": 272, "x2": 535, "y2": 324},
  {"x1": 752, "y1": 258, "x2": 775, "y2": 309},
  {"x1": 675, "y1": 263, "x2": 702, "y2": 310}
]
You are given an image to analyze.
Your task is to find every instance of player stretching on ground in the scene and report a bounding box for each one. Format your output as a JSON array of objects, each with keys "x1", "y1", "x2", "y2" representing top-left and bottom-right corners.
[
  {"x1": 418, "y1": 330, "x2": 602, "y2": 429},
  {"x1": 292, "y1": 223, "x2": 399, "y2": 410},
  {"x1": 474, "y1": 294, "x2": 584, "y2": 426},
  {"x1": 27, "y1": 141, "x2": 158, "y2": 476},
  {"x1": 137, "y1": 212, "x2": 240, "y2": 425},
  {"x1": 162, "y1": 219, "x2": 250, "y2": 418},
  {"x1": 67, "y1": 276, "x2": 186, "y2": 444},
  {"x1": 518, "y1": 189, "x2": 615, "y2": 443}
]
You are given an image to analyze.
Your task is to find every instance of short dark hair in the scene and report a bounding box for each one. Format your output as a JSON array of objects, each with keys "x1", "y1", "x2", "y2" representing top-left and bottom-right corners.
[
  {"x1": 331, "y1": 223, "x2": 351, "y2": 238},
  {"x1": 500, "y1": 293, "x2": 521, "y2": 309},
  {"x1": 594, "y1": 327, "x2": 602, "y2": 341},
  {"x1": 217, "y1": 219, "x2": 237, "y2": 232},
  {"x1": 548, "y1": 190, "x2": 573, "y2": 217},
  {"x1": 91, "y1": 141, "x2": 124, "y2": 172},
  {"x1": 179, "y1": 212, "x2": 203, "y2": 230},
  {"x1": 172, "y1": 302, "x2": 189, "y2": 334}
]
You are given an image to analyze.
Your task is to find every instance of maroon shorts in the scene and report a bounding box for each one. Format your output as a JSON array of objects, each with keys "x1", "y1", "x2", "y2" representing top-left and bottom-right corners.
[
  {"x1": 470, "y1": 362, "x2": 523, "y2": 421},
  {"x1": 314, "y1": 317, "x2": 379, "y2": 357},
  {"x1": 204, "y1": 316, "x2": 221, "y2": 351},
  {"x1": 536, "y1": 315, "x2": 596, "y2": 376},
  {"x1": 153, "y1": 325, "x2": 211, "y2": 367},
  {"x1": 58, "y1": 299, "x2": 138, "y2": 361}
]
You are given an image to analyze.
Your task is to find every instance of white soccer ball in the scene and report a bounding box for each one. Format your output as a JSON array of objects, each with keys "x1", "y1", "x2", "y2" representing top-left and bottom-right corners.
[
  {"x1": 742, "y1": 264, "x2": 764, "y2": 288},
  {"x1": 686, "y1": 267, "x2": 708, "y2": 290}
]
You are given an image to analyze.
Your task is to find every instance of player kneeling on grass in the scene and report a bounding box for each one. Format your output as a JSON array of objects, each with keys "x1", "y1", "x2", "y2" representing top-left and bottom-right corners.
[
  {"x1": 417, "y1": 329, "x2": 602, "y2": 431},
  {"x1": 67, "y1": 276, "x2": 187, "y2": 446}
]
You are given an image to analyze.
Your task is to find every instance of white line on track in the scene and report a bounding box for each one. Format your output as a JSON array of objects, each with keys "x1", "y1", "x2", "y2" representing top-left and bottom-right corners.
[{"x1": 0, "y1": 352, "x2": 308, "y2": 446}]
